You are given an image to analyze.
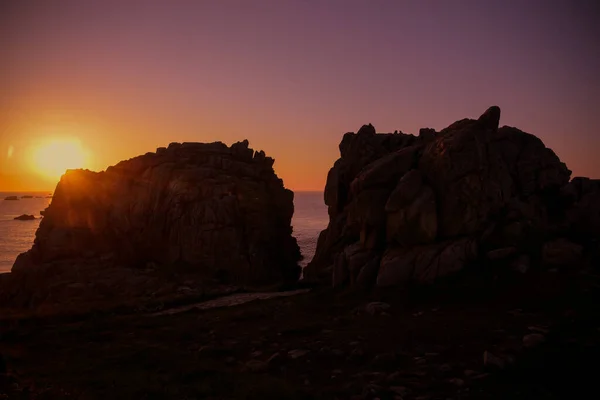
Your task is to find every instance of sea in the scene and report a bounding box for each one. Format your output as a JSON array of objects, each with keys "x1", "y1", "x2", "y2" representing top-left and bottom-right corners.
[
  {"x1": 292, "y1": 191, "x2": 329, "y2": 267},
  {"x1": 0, "y1": 191, "x2": 328, "y2": 274}
]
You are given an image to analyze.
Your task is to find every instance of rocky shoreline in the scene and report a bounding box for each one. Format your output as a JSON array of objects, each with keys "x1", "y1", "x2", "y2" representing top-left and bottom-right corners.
[
  {"x1": 1, "y1": 107, "x2": 599, "y2": 399},
  {"x1": 1, "y1": 272, "x2": 599, "y2": 399}
]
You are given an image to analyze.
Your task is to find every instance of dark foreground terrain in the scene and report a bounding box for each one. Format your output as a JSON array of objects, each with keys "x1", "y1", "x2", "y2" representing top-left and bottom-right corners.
[{"x1": 1, "y1": 270, "x2": 599, "y2": 400}]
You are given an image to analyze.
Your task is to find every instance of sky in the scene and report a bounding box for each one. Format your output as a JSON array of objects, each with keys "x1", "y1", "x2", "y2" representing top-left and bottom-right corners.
[{"x1": 1, "y1": 0, "x2": 599, "y2": 191}]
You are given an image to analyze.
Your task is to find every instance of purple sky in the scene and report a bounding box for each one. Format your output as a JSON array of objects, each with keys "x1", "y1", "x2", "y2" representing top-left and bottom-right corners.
[{"x1": 1, "y1": 0, "x2": 598, "y2": 190}]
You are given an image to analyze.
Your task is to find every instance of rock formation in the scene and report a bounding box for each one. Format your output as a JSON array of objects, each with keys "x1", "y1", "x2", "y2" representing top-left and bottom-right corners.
[
  {"x1": 304, "y1": 107, "x2": 599, "y2": 288},
  {"x1": 14, "y1": 214, "x2": 36, "y2": 221},
  {"x1": 3, "y1": 140, "x2": 300, "y2": 309}
]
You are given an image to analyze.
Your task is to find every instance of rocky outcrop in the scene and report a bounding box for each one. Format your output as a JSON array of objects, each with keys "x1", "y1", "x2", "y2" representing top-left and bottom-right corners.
[
  {"x1": 3, "y1": 140, "x2": 300, "y2": 309},
  {"x1": 305, "y1": 107, "x2": 599, "y2": 287},
  {"x1": 14, "y1": 214, "x2": 36, "y2": 221}
]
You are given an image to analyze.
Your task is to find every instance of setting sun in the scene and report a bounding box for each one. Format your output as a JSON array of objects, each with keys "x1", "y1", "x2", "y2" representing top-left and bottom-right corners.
[{"x1": 32, "y1": 138, "x2": 89, "y2": 180}]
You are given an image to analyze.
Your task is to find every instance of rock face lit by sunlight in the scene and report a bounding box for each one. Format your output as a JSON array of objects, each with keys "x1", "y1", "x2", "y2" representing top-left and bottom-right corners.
[{"x1": 32, "y1": 139, "x2": 88, "y2": 179}]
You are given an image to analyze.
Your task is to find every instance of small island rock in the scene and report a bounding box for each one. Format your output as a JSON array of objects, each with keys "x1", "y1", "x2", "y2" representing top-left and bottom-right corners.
[{"x1": 14, "y1": 214, "x2": 36, "y2": 221}]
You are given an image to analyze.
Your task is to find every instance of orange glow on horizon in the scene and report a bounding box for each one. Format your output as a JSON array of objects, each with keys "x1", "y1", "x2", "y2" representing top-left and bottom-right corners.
[{"x1": 1, "y1": 1, "x2": 598, "y2": 193}]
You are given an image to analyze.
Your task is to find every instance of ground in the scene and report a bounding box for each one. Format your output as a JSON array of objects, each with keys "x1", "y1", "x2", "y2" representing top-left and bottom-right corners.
[{"x1": 1, "y1": 270, "x2": 599, "y2": 400}]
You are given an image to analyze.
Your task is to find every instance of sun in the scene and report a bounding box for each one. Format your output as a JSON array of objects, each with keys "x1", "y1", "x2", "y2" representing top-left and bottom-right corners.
[{"x1": 32, "y1": 138, "x2": 88, "y2": 180}]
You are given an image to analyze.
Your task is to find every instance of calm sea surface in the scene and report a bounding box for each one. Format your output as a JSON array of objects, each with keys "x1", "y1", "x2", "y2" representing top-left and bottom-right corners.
[
  {"x1": 0, "y1": 191, "x2": 328, "y2": 274},
  {"x1": 292, "y1": 191, "x2": 329, "y2": 267},
  {"x1": 0, "y1": 192, "x2": 52, "y2": 273}
]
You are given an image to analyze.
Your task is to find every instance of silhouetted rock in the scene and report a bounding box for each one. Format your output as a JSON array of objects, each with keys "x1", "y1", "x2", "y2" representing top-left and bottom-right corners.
[
  {"x1": 14, "y1": 214, "x2": 36, "y2": 221},
  {"x1": 522, "y1": 333, "x2": 546, "y2": 349},
  {"x1": 3, "y1": 196, "x2": 18, "y2": 201},
  {"x1": 4, "y1": 140, "x2": 300, "y2": 310},
  {"x1": 0, "y1": 352, "x2": 6, "y2": 374},
  {"x1": 305, "y1": 106, "x2": 597, "y2": 287},
  {"x1": 363, "y1": 302, "x2": 390, "y2": 316},
  {"x1": 542, "y1": 239, "x2": 583, "y2": 269},
  {"x1": 561, "y1": 177, "x2": 600, "y2": 244},
  {"x1": 477, "y1": 105, "x2": 501, "y2": 130},
  {"x1": 357, "y1": 123, "x2": 376, "y2": 136},
  {"x1": 418, "y1": 128, "x2": 436, "y2": 141}
]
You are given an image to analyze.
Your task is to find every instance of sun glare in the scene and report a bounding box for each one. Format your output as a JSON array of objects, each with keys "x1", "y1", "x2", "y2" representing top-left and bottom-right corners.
[{"x1": 32, "y1": 138, "x2": 88, "y2": 180}]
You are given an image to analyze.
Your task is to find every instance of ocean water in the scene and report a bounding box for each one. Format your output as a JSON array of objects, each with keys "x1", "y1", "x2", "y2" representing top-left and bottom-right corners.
[
  {"x1": 292, "y1": 191, "x2": 329, "y2": 267},
  {"x1": 0, "y1": 191, "x2": 328, "y2": 274},
  {"x1": 0, "y1": 192, "x2": 52, "y2": 273}
]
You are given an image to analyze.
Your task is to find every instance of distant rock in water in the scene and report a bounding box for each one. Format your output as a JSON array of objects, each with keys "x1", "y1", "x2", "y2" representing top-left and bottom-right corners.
[
  {"x1": 4, "y1": 196, "x2": 18, "y2": 201},
  {"x1": 304, "y1": 106, "x2": 599, "y2": 288},
  {"x1": 5, "y1": 140, "x2": 300, "y2": 309},
  {"x1": 14, "y1": 214, "x2": 36, "y2": 221},
  {"x1": 21, "y1": 195, "x2": 33, "y2": 199}
]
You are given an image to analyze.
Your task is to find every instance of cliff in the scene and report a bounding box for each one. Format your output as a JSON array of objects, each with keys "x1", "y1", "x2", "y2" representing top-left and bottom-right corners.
[
  {"x1": 304, "y1": 107, "x2": 599, "y2": 287},
  {"x1": 3, "y1": 140, "x2": 300, "y2": 309}
]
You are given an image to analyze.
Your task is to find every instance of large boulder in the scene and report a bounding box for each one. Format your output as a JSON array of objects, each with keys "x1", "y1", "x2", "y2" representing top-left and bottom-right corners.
[
  {"x1": 3, "y1": 140, "x2": 300, "y2": 310},
  {"x1": 305, "y1": 107, "x2": 596, "y2": 288},
  {"x1": 377, "y1": 238, "x2": 478, "y2": 287},
  {"x1": 561, "y1": 177, "x2": 600, "y2": 241},
  {"x1": 385, "y1": 170, "x2": 437, "y2": 246},
  {"x1": 542, "y1": 238, "x2": 583, "y2": 269}
]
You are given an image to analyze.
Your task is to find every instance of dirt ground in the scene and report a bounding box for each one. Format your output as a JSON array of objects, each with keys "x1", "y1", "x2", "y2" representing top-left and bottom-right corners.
[{"x1": 1, "y1": 271, "x2": 599, "y2": 400}]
